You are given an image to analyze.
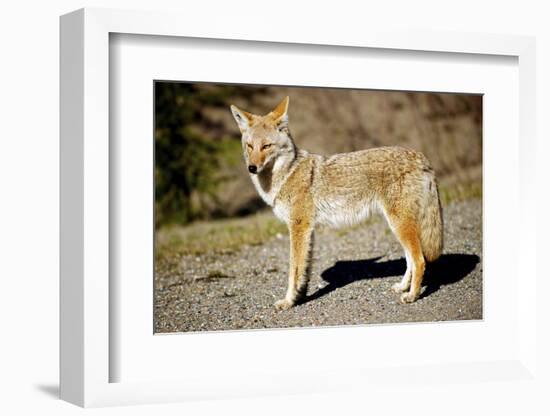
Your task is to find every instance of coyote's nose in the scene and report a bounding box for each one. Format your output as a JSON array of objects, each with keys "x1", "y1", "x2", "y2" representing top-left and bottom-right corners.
[{"x1": 248, "y1": 165, "x2": 257, "y2": 174}]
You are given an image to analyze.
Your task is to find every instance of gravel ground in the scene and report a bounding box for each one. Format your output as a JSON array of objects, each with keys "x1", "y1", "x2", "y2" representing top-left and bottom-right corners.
[{"x1": 155, "y1": 199, "x2": 482, "y2": 333}]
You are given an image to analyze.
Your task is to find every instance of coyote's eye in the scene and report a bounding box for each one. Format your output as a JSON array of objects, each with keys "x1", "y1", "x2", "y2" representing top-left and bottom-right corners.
[
  {"x1": 247, "y1": 143, "x2": 253, "y2": 150},
  {"x1": 261, "y1": 144, "x2": 272, "y2": 150}
]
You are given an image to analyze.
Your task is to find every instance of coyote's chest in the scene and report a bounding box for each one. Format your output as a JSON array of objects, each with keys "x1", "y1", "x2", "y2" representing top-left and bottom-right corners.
[
  {"x1": 250, "y1": 174, "x2": 274, "y2": 206},
  {"x1": 250, "y1": 173, "x2": 291, "y2": 222},
  {"x1": 272, "y1": 200, "x2": 291, "y2": 223}
]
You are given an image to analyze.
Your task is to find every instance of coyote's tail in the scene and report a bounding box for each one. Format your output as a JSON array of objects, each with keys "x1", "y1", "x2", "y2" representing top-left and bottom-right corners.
[{"x1": 419, "y1": 173, "x2": 443, "y2": 262}]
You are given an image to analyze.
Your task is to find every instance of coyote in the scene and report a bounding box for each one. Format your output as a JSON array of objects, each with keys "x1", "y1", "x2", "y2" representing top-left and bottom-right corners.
[{"x1": 230, "y1": 97, "x2": 443, "y2": 310}]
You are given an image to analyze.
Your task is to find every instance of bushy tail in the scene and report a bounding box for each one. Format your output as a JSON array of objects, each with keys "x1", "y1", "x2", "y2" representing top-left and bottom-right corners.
[{"x1": 419, "y1": 174, "x2": 443, "y2": 262}]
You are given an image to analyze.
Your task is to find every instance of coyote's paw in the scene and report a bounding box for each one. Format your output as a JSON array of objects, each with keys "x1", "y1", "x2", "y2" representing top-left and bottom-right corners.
[
  {"x1": 274, "y1": 298, "x2": 294, "y2": 310},
  {"x1": 391, "y1": 282, "x2": 408, "y2": 293},
  {"x1": 400, "y1": 292, "x2": 418, "y2": 304}
]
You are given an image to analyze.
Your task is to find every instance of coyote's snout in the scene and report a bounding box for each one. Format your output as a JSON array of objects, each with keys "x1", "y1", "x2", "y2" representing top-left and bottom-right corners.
[{"x1": 230, "y1": 96, "x2": 443, "y2": 310}]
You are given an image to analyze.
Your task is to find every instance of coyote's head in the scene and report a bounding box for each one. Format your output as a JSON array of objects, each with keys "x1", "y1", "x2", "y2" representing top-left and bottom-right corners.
[{"x1": 230, "y1": 96, "x2": 295, "y2": 175}]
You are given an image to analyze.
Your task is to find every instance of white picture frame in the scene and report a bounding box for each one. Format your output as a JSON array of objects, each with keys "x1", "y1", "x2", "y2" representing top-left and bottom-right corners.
[{"x1": 60, "y1": 7, "x2": 539, "y2": 408}]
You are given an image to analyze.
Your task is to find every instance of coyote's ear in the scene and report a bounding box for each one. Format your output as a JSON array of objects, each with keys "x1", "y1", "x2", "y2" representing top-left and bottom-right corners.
[
  {"x1": 269, "y1": 96, "x2": 289, "y2": 129},
  {"x1": 230, "y1": 105, "x2": 254, "y2": 133}
]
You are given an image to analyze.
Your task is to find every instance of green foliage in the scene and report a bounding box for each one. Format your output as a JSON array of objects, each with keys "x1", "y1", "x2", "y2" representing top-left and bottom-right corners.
[{"x1": 155, "y1": 82, "x2": 261, "y2": 227}]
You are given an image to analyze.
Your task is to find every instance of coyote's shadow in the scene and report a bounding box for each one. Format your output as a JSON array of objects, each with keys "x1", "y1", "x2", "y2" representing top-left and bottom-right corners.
[{"x1": 304, "y1": 253, "x2": 480, "y2": 304}]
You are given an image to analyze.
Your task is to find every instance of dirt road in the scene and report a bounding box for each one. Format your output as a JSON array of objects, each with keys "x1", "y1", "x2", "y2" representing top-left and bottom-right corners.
[{"x1": 155, "y1": 199, "x2": 482, "y2": 333}]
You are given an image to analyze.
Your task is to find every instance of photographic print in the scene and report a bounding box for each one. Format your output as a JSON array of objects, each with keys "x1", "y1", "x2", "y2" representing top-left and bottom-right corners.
[{"x1": 154, "y1": 82, "x2": 482, "y2": 333}]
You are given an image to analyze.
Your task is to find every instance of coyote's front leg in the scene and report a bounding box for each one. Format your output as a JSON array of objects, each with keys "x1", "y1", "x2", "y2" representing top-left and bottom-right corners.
[{"x1": 274, "y1": 207, "x2": 315, "y2": 310}]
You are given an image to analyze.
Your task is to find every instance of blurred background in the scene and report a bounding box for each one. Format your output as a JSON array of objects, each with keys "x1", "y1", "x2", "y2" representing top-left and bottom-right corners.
[{"x1": 155, "y1": 81, "x2": 482, "y2": 231}]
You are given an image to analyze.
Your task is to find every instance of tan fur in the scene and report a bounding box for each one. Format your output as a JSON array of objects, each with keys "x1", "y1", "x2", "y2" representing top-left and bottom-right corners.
[{"x1": 230, "y1": 97, "x2": 443, "y2": 309}]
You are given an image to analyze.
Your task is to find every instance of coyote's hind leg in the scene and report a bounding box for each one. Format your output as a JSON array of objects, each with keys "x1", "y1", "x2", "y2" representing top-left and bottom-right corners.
[
  {"x1": 385, "y1": 212, "x2": 426, "y2": 303},
  {"x1": 392, "y1": 251, "x2": 412, "y2": 293}
]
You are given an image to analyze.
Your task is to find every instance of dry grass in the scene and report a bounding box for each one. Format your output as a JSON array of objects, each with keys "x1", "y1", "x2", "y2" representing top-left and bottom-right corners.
[
  {"x1": 439, "y1": 181, "x2": 482, "y2": 205},
  {"x1": 156, "y1": 211, "x2": 287, "y2": 259}
]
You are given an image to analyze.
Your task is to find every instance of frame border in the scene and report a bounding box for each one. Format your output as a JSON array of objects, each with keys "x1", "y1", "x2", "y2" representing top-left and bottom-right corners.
[{"x1": 60, "y1": 7, "x2": 537, "y2": 407}]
